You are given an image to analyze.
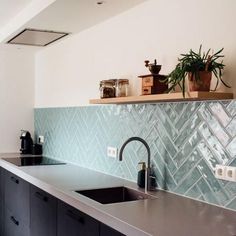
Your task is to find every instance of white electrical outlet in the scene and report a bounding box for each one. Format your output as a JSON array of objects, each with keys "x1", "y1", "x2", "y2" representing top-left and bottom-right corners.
[
  {"x1": 225, "y1": 166, "x2": 236, "y2": 182},
  {"x1": 38, "y1": 135, "x2": 44, "y2": 144},
  {"x1": 107, "y1": 147, "x2": 117, "y2": 158},
  {"x1": 215, "y1": 164, "x2": 236, "y2": 182},
  {"x1": 215, "y1": 164, "x2": 226, "y2": 180}
]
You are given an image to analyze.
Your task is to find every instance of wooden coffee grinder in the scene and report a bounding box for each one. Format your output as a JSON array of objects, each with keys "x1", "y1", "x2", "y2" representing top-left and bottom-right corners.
[{"x1": 138, "y1": 59, "x2": 168, "y2": 95}]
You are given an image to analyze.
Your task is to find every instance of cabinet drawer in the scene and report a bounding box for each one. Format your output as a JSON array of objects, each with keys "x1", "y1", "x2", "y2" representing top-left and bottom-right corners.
[
  {"x1": 58, "y1": 201, "x2": 99, "y2": 236},
  {"x1": 142, "y1": 76, "x2": 154, "y2": 87},
  {"x1": 4, "y1": 170, "x2": 30, "y2": 224},
  {"x1": 142, "y1": 87, "x2": 152, "y2": 95},
  {"x1": 0, "y1": 207, "x2": 2, "y2": 236},
  {"x1": 30, "y1": 185, "x2": 57, "y2": 236},
  {"x1": 4, "y1": 208, "x2": 30, "y2": 236}
]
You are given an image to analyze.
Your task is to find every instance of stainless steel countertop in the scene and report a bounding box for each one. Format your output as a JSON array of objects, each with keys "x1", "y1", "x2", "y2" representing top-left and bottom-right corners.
[{"x1": 0, "y1": 153, "x2": 236, "y2": 236}]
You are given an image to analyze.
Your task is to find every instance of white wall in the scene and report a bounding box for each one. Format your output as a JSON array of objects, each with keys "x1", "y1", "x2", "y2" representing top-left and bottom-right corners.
[
  {"x1": 0, "y1": 47, "x2": 34, "y2": 152},
  {"x1": 35, "y1": 0, "x2": 236, "y2": 108}
]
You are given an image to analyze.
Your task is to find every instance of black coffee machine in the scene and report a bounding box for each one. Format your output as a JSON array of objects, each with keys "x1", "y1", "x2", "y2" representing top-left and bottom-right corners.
[{"x1": 20, "y1": 130, "x2": 33, "y2": 154}]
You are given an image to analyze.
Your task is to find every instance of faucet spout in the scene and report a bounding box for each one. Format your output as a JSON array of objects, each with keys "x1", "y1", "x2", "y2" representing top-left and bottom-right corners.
[{"x1": 119, "y1": 137, "x2": 153, "y2": 192}]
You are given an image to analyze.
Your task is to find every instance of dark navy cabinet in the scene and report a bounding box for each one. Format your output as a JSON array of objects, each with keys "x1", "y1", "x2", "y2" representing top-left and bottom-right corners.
[
  {"x1": 4, "y1": 208, "x2": 30, "y2": 236},
  {"x1": 0, "y1": 168, "x2": 3, "y2": 236},
  {"x1": 0, "y1": 168, "x2": 125, "y2": 236},
  {"x1": 57, "y1": 200, "x2": 99, "y2": 236},
  {"x1": 3, "y1": 169, "x2": 30, "y2": 236},
  {"x1": 30, "y1": 185, "x2": 57, "y2": 236}
]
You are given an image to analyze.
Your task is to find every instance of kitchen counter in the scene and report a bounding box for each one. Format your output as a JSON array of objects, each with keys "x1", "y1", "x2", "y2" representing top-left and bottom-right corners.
[{"x1": 0, "y1": 153, "x2": 236, "y2": 236}]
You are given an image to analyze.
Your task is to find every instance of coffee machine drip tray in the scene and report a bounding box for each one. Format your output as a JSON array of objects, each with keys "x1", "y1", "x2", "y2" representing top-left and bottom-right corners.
[{"x1": 2, "y1": 156, "x2": 66, "y2": 167}]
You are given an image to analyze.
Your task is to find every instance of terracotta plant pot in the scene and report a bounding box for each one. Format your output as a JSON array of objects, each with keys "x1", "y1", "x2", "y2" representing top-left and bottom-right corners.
[{"x1": 188, "y1": 71, "x2": 212, "y2": 91}]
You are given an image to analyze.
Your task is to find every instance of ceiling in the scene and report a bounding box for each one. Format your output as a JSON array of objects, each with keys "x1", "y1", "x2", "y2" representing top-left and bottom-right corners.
[
  {"x1": 0, "y1": 0, "x2": 147, "y2": 49},
  {"x1": 26, "y1": 0, "x2": 147, "y2": 34},
  {"x1": 0, "y1": 0, "x2": 32, "y2": 27}
]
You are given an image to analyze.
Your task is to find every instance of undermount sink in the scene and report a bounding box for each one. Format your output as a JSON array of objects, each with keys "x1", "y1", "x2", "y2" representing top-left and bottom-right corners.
[{"x1": 76, "y1": 186, "x2": 154, "y2": 204}]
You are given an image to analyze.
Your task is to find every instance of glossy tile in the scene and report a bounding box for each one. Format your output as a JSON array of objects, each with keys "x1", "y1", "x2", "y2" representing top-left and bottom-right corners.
[{"x1": 35, "y1": 100, "x2": 236, "y2": 211}]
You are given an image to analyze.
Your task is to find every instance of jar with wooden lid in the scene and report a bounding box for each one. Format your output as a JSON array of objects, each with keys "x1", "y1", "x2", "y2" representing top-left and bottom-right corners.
[
  {"x1": 100, "y1": 80, "x2": 115, "y2": 98},
  {"x1": 115, "y1": 79, "x2": 129, "y2": 97}
]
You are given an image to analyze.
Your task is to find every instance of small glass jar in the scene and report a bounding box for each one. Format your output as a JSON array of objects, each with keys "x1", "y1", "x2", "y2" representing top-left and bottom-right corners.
[
  {"x1": 115, "y1": 79, "x2": 129, "y2": 97},
  {"x1": 100, "y1": 80, "x2": 115, "y2": 98}
]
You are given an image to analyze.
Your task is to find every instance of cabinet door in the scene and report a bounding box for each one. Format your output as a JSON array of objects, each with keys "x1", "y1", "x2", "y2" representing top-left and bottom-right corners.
[
  {"x1": 0, "y1": 167, "x2": 2, "y2": 199},
  {"x1": 100, "y1": 223, "x2": 125, "y2": 236},
  {"x1": 0, "y1": 168, "x2": 3, "y2": 236},
  {"x1": 4, "y1": 169, "x2": 30, "y2": 224},
  {"x1": 4, "y1": 208, "x2": 30, "y2": 236},
  {"x1": 57, "y1": 201, "x2": 99, "y2": 236},
  {"x1": 30, "y1": 185, "x2": 57, "y2": 236}
]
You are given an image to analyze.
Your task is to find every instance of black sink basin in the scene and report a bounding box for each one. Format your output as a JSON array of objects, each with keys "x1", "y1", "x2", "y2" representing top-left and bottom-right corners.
[{"x1": 76, "y1": 186, "x2": 154, "y2": 204}]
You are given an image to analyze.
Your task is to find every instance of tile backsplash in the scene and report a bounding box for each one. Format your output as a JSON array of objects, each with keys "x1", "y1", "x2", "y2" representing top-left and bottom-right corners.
[{"x1": 35, "y1": 101, "x2": 236, "y2": 211}]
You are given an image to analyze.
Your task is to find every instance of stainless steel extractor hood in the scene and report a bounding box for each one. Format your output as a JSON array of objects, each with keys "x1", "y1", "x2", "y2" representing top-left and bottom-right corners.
[{"x1": 7, "y1": 28, "x2": 69, "y2": 47}]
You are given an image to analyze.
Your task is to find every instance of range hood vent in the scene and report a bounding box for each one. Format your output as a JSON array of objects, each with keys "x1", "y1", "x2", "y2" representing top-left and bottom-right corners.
[{"x1": 7, "y1": 28, "x2": 69, "y2": 47}]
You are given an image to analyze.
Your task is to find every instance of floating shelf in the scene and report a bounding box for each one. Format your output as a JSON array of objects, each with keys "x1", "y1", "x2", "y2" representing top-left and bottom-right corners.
[{"x1": 89, "y1": 92, "x2": 234, "y2": 104}]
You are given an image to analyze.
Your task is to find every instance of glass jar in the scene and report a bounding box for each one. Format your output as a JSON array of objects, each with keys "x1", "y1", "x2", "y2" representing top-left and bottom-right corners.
[
  {"x1": 100, "y1": 80, "x2": 115, "y2": 98},
  {"x1": 115, "y1": 79, "x2": 129, "y2": 97}
]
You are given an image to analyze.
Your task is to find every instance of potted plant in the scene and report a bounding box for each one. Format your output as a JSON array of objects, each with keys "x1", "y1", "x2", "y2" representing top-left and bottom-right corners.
[{"x1": 163, "y1": 45, "x2": 230, "y2": 97}]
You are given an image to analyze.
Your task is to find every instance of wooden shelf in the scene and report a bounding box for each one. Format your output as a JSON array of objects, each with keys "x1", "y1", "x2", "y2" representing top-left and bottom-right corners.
[{"x1": 89, "y1": 92, "x2": 234, "y2": 104}]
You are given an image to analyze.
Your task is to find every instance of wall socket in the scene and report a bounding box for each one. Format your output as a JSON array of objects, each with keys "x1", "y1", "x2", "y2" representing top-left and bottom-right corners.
[
  {"x1": 107, "y1": 147, "x2": 118, "y2": 158},
  {"x1": 38, "y1": 135, "x2": 44, "y2": 144},
  {"x1": 215, "y1": 164, "x2": 236, "y2": 182}
]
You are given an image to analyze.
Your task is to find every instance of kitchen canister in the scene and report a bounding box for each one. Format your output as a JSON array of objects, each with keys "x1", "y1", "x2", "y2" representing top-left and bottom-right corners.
[
  {"x1": 115, "y1": 79, "x2": 129, "y2": 97},
  {"x1": 100, "y1": 79, "x2": 116, "y2": 98}
]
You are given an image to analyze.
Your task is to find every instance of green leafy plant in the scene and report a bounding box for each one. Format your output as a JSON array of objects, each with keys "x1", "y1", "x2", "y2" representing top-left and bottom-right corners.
[{"x1": 163, "y1": 45, "x2": 230, "y2": 96}]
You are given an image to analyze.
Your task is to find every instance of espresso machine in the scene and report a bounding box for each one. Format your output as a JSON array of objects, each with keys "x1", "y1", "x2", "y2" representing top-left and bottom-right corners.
[{"x1": 20, "y1": 130, "x2": 33, "y2": 154}]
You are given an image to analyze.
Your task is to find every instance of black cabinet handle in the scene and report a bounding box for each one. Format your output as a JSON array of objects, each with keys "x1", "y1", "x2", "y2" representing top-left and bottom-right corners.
[
  {"x1": 10, "y1": 176, "x2": 19, "y2": 184},
  {"x1": 35, "y1": 191, "x2": 48, "y2": 202},
  {"x1": 66, "y1": 210, "x2": 84, "y2": 224},
  {"x1": 10, "y1": 216, "x2": 19, "y2": 226}
]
